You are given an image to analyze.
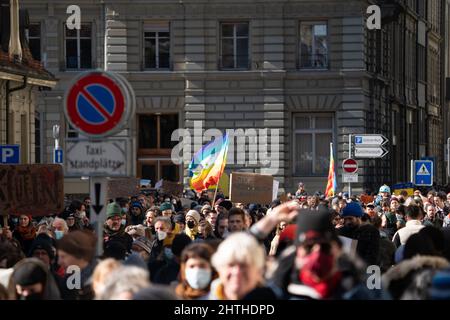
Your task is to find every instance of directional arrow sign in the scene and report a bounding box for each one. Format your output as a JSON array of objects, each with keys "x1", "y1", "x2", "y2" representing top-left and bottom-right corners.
[
  {"x1": 354, "y1": 135, "x2": 388, "y2": 146},
  {"x1": 92, "y1": 182, "x2": 104, "y2": 215},
  {"x1": 354, "y1": 146, "x2": 389, "y2": 158}
]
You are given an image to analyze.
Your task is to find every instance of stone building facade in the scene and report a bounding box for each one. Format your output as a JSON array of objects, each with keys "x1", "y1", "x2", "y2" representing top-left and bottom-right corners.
[{"x1": 22, "y1": 0, "x2": 450, "y2": 195}]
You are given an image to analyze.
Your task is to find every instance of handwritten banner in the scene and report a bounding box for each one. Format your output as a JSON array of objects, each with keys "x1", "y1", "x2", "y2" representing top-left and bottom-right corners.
[{"x1": 0, "y1": 165, "x2": 64, "y2": 216}]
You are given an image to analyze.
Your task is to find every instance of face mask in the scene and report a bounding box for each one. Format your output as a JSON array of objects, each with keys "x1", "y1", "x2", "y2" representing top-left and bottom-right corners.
[
  {"x1": 157, "y1": 231, "x2": 167, "y2": 241},
  {"x1": 54, "y1": 230, "x2": 64, "y2": 240},
  {"x1": 164, "y1": 247, "x2": 174, "y2": 260},
  {"x1": 299, "y1": 250, "x2": 335, "y2": 280},
  {"x1": 187, "y1": 220, "x2": 196, "y2": 229},
  {"x1": 122, "y1": 208, "x2": 128, "y2": 214},
  {"x1": 79, "y1": 211, "x2": 86, "y2": 219},
  {"x1": 121, "y1": 219, "x2": 127, "y2": 226},
  {"x1": 12, "y1": 217, "x2": 18, "y2": 225},
  {"x1": 185, "y1": 268, "x2": 212, "y2": 290}
]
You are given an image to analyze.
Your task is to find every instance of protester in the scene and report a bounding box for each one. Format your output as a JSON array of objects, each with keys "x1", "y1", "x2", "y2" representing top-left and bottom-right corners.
[
  {"x1": 175, "y1": 242, "x2": 216, "y2": 299},
  {"x1": 184, "y1": 210, "x2": 201, "y2": 240},
  {"x1": 104, "y1": 202, "x2": 133, "y2": 254},
  {"x1": 57, "y1": 230, "x2": 97, "y2": 300},
  {"x1": 92, "y1": 258, "x2": 121, "y2": 299},
  {"x1": 210, "y1": 232, "x2": 266, "y2": 300},
  {"x1": 8, "y1": 258, "x2": 61, "y2": 300},
  {"x1": 227, "y1": 208, "x2": 246, "y2": 233},
  {"x1": 98, "y1": 266, "x2": 150, "y2": 300},
  {"x1": 392, "y1": 205, "x2": 425, "y2": 247},
  {"x1": 12, "y1": 215, "x2": 36, "y2": 255}
]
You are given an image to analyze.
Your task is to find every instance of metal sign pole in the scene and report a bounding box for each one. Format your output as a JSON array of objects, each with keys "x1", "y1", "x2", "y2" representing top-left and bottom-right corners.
[{"x1": 348, "y1": 134, "x2": 352, "y2": 198}]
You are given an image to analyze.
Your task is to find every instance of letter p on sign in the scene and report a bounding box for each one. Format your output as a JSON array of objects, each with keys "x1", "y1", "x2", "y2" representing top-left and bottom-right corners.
[{"x1": 0, "y1": 145, "x2": 20, "y2": 164}]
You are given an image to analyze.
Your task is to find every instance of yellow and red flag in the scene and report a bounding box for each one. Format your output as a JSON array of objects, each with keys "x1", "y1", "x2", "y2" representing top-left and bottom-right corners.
[{"x1": 325, "y1": 143, "x2": 337, "y2": 197}]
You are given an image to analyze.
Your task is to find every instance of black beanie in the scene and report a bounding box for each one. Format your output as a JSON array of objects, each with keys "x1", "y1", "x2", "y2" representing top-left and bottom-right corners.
[
  {"x1": 171, "y1": 233, "x2": 192, "y2": 257},
  {"x1": 28, "y1": 236, "x2": 55, "y2": 261},
  {"x1": 12, "y1": 259, "x2": 47, "y2": 287},
  {"x1": 296, "y1": 208, "x2": 335, "y2": 244}
]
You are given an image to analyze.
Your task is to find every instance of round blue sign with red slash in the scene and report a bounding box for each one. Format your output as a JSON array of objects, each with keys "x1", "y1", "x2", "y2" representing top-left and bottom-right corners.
[{"x1": 64, "y1": 71, "x2": 135, "y2": 138}]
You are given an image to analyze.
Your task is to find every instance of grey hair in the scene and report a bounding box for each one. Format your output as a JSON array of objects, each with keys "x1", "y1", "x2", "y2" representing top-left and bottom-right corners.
[{"x1": 97, "y1": 266, "x2": 150, "y2": 300}]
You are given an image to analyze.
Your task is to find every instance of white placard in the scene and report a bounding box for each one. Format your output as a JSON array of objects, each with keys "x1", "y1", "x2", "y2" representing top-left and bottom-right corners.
[
  {"x1": 272, "y1": 180, "x2": 279, "y2": 201},
  {"x1": 342, "y1": 173, "x2": 358, "y2": 183}
]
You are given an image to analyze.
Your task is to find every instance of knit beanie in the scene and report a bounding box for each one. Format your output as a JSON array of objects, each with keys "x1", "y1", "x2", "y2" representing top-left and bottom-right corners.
[
  {"x1": 106, "y1": 202, "x2": 122, "y2": 219},
  {"x1": 57, "y1": 230, "x2": 96, "y2": 261}
]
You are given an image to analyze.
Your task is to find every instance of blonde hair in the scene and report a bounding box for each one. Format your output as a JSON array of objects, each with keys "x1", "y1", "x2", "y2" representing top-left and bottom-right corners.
[
  {"x1": 92, "y1": 258, "x2": 121, "y2": 298},
  {"x1": 211, "y1": 232, "x2": 266, "y2": 273}
]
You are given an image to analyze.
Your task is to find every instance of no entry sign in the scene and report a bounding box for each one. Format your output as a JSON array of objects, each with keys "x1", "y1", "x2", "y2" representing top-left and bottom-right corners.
[
  {"x1": 64, "y1": 71, "x2": 135, "y2": 138},
  {"x1": 343, "y1": 158, "x2": 358, "y2": 174}
]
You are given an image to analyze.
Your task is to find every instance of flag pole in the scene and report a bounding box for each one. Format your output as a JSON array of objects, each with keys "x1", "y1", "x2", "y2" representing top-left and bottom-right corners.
[{"x1": 211, "y1": 134, "x2": 229, "y2": 208}]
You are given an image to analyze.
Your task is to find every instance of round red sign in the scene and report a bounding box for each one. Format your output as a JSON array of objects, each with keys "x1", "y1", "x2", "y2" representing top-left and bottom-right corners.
[
  {"x1": 64, "y1": 71, "x2": 134, "y2": 138},
  {"x1": 343, "y1": 158, "x2": 358, "y2": 174}
]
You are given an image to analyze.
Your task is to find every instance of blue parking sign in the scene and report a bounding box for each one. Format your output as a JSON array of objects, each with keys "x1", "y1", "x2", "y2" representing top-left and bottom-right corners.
[
  {"x1": 414, "y1": 160, "x2": 433, "y2": 186},
  {"x1": 54, "y1": 149, "x2": 64, "y2": 164},
  {"x1": 0, "y1": 145, "x2": 20, "y2": 164}
]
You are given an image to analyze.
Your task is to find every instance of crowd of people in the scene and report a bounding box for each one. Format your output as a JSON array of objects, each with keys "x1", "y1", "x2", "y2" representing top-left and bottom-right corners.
[{"x1": 1, "y1": 183, "x2": 450, "y2": 300}]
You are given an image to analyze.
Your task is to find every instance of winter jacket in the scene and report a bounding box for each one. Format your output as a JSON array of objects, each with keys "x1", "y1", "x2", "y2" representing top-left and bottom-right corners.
[
  {"x1": 382, "y1": 255, "x2": 450, "y2": 300},
  {"x1": 429, "y1": 268, "x2": 450, "y2": 300},
  {"x1": 392, "y1": 220, "x2": 424, "y2": 248},
  {"x1": 103, "y1": 224, "x2": 133, "y2": 253},
  {"x1": 267, "y1": 246, "x2": 390, "y2": 300},
  {"x1": 338, "y1": 224, "x2": 381, "y2": 266}
]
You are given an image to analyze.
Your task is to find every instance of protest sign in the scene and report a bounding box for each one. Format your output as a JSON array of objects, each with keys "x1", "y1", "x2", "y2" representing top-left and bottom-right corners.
[
  {"x1": 229, "y1": 172, "x2": 274, "y2": 204},
  {"x1": 0, "y1": 165, "x2": 64, "y2": 216},
  {"x1": 106, "y1": 178, "x2": 140, "y2": 200},
  {"x1": 161, "y1": 180, "x2": 183, "y2": 196}
]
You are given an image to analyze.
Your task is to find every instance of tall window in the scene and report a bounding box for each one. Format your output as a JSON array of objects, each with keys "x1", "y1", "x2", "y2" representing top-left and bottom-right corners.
[
  {"x1": 26, "y1": 23, "x2": 41, "y2": 61},
  {"x1": 138, "y1": 114, "x2": 179, "y2": 183},
  {"x1": 144, "y1": 22, "x2": 170, "y2": 69},
  {"x1": 299, "y1": 22, "x2": 328, "y2": 69},
  {"x1": 65, "y1": 24, "x2": 92, "y2": 69},
  {"x1": 220, "y1": 22, "x2": 249, "y2": 69},
  {"x1": 293, "y1": 114, "x2": 334, "y2": 176}
]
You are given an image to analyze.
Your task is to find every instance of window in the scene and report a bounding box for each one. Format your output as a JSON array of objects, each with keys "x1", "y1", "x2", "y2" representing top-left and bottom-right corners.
[
  {"x1": 299, "y1": 22, "x2": 328, "y2": 69},
  {"x1": 138, "y1": 114, "x2": 178, "y2": 151},
  {"x1": 65, "y1": 24, "x2": 92, "y2": 69},
  {"x1": 138, "y1": 114, "x2": 180, "y2": 184},
  {"x1": 293, "y1": 114, "x2": 334, "y2": 176},
  {"x1": 220, "y1": 22, "x2": 249, "y2": 69},
  {"x1": 26, "y1": 23, "x2": 41, "y2": 61},
  {"x1": 144, "y1": 22, "x2": 170, "y2": 69}
]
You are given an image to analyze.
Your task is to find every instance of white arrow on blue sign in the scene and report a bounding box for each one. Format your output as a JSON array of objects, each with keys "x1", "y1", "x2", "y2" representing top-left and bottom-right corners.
[
  {"x1": 414, "y1": 160, "x2": 433, "y2": 186},
  {"x1": 0, "y1": 145, "x2": 20, "y2": 164},
  {"x1": 354, "y1": 134, "x2": 388, "y2": 146},
  {"x1": 54, "y1": 149, "x2": 64, "y2": 164}
]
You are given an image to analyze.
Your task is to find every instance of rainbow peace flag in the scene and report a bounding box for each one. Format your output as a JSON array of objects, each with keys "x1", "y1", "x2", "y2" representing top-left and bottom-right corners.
[
  {"x1": 188, "y1": 134, "x2": 230, "y2": 192},
  {"x1": 325, "y1": 143, "x2": 337, "y2": 198}
]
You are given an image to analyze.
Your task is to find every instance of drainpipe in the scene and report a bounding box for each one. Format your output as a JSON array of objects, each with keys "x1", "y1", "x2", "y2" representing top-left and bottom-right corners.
[{"x1": 5, "y1": 75, "x2": 27, "y2": 143}]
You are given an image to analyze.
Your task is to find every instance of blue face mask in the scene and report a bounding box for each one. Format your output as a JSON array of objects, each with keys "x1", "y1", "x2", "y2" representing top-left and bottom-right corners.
[
  {"x1": 121, "y1": 219, "x2": 127, "y2": 226},
  {"x1": 54, "y1": 230, "x2": 64, "y2": 240}
]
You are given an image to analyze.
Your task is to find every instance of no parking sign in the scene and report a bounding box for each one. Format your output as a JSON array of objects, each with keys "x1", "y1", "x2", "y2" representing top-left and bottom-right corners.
[{"x1": 64, "y1": 71, "x2": 135, "y2": 138}]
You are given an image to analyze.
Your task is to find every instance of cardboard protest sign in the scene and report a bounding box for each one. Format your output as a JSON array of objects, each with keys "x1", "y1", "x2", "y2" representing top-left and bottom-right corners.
[
  {"x1": 339, "y1": 236, "x2": 358, "y2": 257},
  {"x1": 106, "y1": 178, "x2": 140, "y2": 200},
  {"x1": 161, "y1": 180, "x2": 183, "y2": 196},
  {"x1": 0, "y1": 165, "x2": 64, "y2": 216},
  {"x1": 229, "y1": 172, "x2": 274, "y2": 204}
]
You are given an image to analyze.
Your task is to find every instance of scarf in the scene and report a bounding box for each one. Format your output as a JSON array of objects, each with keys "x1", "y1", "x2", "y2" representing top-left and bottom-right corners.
[
  {"x1": 17, "y1": 216, "x2": 36, "y2": 240},
  {"x1": 299, "y1": 269, "x2": 342, "y2": 299},
  {"x1": 184, "y1": 226, "x2": 199, "y2": 240}
]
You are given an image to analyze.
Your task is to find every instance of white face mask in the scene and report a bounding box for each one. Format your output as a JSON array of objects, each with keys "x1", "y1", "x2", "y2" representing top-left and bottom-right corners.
[
  {"x1": 185, "y1": 268, "x2": 212, "y2": 290},
  {"x1": 157, "y1": 230, "x2": 167, "y2": 241}
]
